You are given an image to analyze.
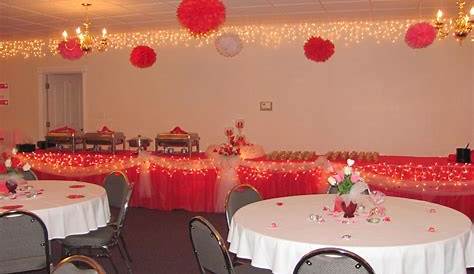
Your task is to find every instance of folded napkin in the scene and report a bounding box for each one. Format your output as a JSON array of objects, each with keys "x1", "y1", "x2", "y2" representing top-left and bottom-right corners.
[
  {"x1": 98, "y1": 126, "x2": 114, "y2": 134},
  {"x1": 170, "y1": 126, "x2": 188, "y2": 134},
  {"x1": 49, "y1": 126, "x2": 76, "y2": 134}
]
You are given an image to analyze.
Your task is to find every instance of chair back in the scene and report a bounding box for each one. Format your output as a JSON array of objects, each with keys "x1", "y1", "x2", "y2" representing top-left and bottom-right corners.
[
  {"x1": 0, "y1": 211, "x2": 50, "y2": 274},
  {"x1": 21, "y1": 169, "x2": 39, "y2": 180},
  {"x1": 189, "y1": 216, "x2": 234, "y2": 274},
  {"x1": 116, "y1": 182, "x2": 133, "y2": 231},
  {"x1": 103, "y1": 171, "x2": 131, "y2": 208},
  {"x1": 293, "y1": 248, "x2": 375, "y2": 274},
  {"x1": 225, "y1": 184, "x2": 262, "y2": 228},
  {"x1": 53, "y1": 255, "x2": 106, "y2": 274}
]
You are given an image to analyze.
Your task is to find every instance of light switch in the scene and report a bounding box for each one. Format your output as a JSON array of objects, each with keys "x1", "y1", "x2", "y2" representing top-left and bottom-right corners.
[{"x1": 260, "y1": 101, "x2": 272, "y2": 111}]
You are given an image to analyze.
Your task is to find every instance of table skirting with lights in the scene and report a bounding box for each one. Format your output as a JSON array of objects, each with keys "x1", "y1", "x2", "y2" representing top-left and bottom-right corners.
[
  {"x1": 13, "y1": 151, "x2": 474, "y2": 216},
  {"x1": 359, "y1": 156, "x2": 474, "y2": 219},
  {"x1": 14, "y1": 151, "x2": 326, "y2": 212}
]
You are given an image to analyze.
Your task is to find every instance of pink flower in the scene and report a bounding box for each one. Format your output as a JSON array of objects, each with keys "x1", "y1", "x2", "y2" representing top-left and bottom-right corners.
[
  {"x1": 350, "y1": 174, "x2": 360, "y2": 182},
  {"x1": 334, "y1": 173, "x2": 343, "y2": 182}
]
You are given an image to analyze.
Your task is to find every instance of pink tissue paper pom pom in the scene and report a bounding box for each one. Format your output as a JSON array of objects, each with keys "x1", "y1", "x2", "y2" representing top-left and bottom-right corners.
[{"x1": 405, "y1": 22, "x2": 436, "y2": 49}]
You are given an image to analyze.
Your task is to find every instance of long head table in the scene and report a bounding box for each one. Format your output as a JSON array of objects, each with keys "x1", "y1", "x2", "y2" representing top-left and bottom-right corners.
[{"x1": 11, "y1": 151, "x2": 474, "y2": 218}]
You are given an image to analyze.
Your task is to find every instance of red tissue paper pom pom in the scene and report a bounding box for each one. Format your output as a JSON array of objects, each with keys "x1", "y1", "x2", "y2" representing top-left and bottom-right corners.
[
  {"x1": 57, "y1": 38, "x2": 84, "y2": 61},
  {"x1": 405, "y1": 22, "x2": 436, "y2": 49},
  {"x1": 304, "y1": 36, "x2": 335, "y2": 62},
  {"x1": 177, "y1": 0, "x2": 226, "y2": 36},
  {"x1": 129, "y1": 46, "x2": 157, "y2": 68}
]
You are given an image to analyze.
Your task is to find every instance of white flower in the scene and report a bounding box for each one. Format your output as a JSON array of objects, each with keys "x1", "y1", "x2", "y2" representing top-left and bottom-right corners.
[
  {"x1": 327, "y1": 177, "x2": 337, "y2": 186},
  {"x1": 4, "y1": 158, "x2": 12, "y2": 168},
  {"x1": 347, "y1": 159, "x2": 355, "y2": 167},
  {"x1": 22, "y1": 163, "x2": 31, "y2": 171},
  {"x1": 11, "y1": 148, "x2": 18, "y2": 155},
  {"x1": 343, "y1": 166, "x2": 352, "y2": 175}
]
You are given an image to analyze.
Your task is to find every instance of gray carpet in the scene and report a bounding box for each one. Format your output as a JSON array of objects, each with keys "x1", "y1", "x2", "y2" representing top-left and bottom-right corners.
[{"x1": 44, "y1": 208, "x2": 474, "y2": 274}]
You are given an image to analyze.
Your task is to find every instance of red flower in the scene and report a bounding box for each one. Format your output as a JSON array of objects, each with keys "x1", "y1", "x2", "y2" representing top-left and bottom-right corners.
[
  {"x1": 57, "y1": 38, "x2": 84, "y2": 60},
  {"x1": 130, "y1": 46, "x2": 157, "y2": 68},
  {"x1": 304, "y1": 36, "x2": 335, "y2": 62},
  {"x1": 177, "y1": 0, "x2": 226, "y2": 36}
]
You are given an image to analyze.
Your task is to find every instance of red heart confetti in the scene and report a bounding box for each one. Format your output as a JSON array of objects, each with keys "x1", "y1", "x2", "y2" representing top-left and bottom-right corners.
[
  {"x1": 383, "y1": 216, "x2": 391, "y2": 222},
  {"x1": 322, "y1": 206, "x2": 329, "y2": 211},
  {"x1": 69, "y1": 185, "x2": 86, "y2": 189},
  {"x1": 428, "y1": 226, "x2": 436, "y2": 232},
  {"x1": 276, "y1": 202, "x2": 283, "y2": 206},
  {"x1": 1, "y1": 205, "x2": 23, "y2": 210},
  {"x1": 270, "y1": 222, "x2": 278, "y2": 228},
  {"x1": 67, "y1": 194, "x2": 85, "y2": 199}
]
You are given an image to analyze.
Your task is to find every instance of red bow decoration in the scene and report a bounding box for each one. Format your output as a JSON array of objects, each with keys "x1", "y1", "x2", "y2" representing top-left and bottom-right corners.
[
  {"x1": 170, "y1": 126, "x2": 188, "y2": 134},
  {"x1": 98, "y1": 126, "x2": 114, "y2": 134},
  {"x1": 49, "y1": 126, "x2": 76, "y2": 134}
]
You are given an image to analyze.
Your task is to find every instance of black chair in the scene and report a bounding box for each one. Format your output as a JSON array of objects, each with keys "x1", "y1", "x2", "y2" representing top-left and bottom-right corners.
[
  {"x1": 189, "y1": 216, "x2": 271, "y2": 274},
  {"x1": 293, "y1": 248, "x2": 375, "y2": 274},
  {"x1": 224, "y1": 184, "x2": 262, "y2": 228},
  {"x1": 53, "y1": 255, "x2": 106, "y2": 274},
  {"x1": 62, "y1": 171, "x2": 133, "y2": 274},
  {"x1": 0, "y1": 210, "x2": 51, "y2": 274}
]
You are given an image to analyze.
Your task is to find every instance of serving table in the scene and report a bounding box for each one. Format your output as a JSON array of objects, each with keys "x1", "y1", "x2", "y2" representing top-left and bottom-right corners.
[
  {"x1": 228, "y1": 194, "x2": 474, "y2": 274},
  {"x1": 0, "y1": 180, "x2": 110, "y2": 239},
  {"x1": 83, "y1": 132, "x2": 126, "y2": 153}
]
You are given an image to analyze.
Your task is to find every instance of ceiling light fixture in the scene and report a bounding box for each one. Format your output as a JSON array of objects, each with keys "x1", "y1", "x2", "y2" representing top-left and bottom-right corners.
[
  {"x1": 61, "y1": 3, "x2": 109, "y2": 53},
  {"x1": 433, "y1": 0, "x2": 474, "y2": 43}
]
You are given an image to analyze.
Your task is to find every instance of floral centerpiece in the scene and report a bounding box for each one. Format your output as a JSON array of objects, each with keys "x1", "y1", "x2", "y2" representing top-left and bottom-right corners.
[
  {"x1": 0, "y1": 148, "x2": 32, "y2": 194},
  {"x1": 327, "y1": 159, "x2": 369, "y2": 218}
]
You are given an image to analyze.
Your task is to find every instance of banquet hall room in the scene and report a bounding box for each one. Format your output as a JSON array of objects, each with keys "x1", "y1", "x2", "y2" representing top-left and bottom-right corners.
[{"x1": 0, "y1": 0, "x2": 473, "y2": 273}]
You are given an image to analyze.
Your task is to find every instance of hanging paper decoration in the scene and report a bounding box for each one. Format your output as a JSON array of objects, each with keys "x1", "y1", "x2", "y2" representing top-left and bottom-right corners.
[
  {"x1": 57, "y1": 38, "x2": 84, "y2": 61},
  {"x1": 304, "y1": 36, "x2": 335, "y2": 62},
  {"x1": 177, "y1": 0, "x2": 226, "y2": 36},
  {"x1": 215, "y1": 33, "x2": 243, "y2": 57},
  {"x1": 405, "y1": 22, "x2": 436, "y2": 49},
  {"x1": 129, "y1": 45, "x2": 157, "y2": 68}
]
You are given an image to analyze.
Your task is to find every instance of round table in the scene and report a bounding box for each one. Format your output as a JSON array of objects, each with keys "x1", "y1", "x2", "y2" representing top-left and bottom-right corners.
[
  {"x1": 0, "y1": 180, "x2": 110, "y2": 240},
  {"x1": 228, "y1": 194, "x2": 474, "y2": 274}
]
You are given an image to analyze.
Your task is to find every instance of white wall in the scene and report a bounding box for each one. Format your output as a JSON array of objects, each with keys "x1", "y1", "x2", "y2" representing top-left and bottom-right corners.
[{"x1": 0, "y1": 38, "x2": 472, "y2": 156}]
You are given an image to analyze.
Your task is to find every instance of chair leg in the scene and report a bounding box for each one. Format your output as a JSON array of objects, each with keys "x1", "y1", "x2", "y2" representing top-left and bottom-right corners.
[
  {"x1": 108, "y1": 255, "x2": 119, "y2": 274},
  {"x1": 119, "y1": 234, "x2": 132, "y2": 262}
]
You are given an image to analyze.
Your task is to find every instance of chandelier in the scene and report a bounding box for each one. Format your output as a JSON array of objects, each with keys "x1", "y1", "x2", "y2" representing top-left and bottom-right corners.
[
  {"x1": 61, "y1": 3, "x2": 109, "y2": 53},
  {"x1": 433, "y1": 0, "x2": 474, "y2": 42}
]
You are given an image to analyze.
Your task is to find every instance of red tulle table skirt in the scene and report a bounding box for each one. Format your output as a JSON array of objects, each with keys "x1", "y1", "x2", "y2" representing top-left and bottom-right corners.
[{"x1": 33, "y1": 165, "x2": 218, "y2": 212}]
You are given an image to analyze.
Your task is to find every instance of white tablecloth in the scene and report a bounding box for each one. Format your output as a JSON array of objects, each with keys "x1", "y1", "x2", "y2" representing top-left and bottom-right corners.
[
  {"x1": 228, "y1": 194, "x2": 474, "y2": 274},
  {"x1": 0, "y1": 180, "x2": 110, "y2": 239}
]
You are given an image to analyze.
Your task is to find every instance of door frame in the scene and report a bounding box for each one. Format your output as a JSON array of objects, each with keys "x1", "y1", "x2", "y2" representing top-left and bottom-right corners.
[{"x1": 37, "y1": 66, "x2": 87, "y2": 140}]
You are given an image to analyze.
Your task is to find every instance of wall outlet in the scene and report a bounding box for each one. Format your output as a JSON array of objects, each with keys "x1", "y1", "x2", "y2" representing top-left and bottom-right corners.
[{"x1": 260, "y1": 101, "x2": 272, "y2": 111}]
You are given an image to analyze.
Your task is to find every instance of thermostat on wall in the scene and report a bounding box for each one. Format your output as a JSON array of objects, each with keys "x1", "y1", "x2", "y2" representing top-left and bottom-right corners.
[{"x1": 260, "y1": 101, "x2": 272, "y2": 111}]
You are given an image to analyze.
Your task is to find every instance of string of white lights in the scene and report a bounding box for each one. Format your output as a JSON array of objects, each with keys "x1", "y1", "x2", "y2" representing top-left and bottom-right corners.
[{"x1": 1, "y1": 19, "x2": 438, "y2": 59}]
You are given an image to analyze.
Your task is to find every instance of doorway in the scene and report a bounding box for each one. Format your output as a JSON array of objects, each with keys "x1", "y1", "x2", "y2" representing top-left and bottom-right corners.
[{"x1": 42, "y1": 73, "x2": 84, "y2": 135}]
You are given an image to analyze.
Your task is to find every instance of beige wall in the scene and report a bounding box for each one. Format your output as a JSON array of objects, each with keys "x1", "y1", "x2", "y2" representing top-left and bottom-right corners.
[{"x1": 0, "y1": 38, "x2": 472, "y2": 156}]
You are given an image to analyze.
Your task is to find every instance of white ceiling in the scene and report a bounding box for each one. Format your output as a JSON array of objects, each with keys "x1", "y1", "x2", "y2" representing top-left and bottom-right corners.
[{"x1": 0, "y1": 0, "x2": 463, "y2": 40}]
